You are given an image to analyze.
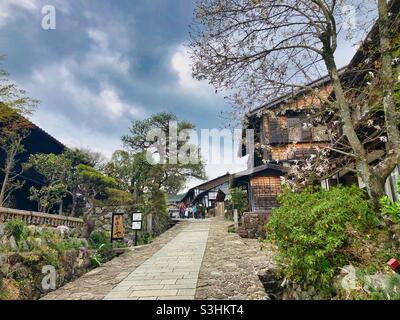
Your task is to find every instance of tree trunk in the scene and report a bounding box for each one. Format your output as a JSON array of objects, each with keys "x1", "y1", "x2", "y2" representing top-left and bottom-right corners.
[
  {"x1": 71, "y1": 193, "x2": 78, "y2": 217},
  {"x1": 357, "y1": 160, "x2": 386, "y2": 208},
  {"x1": 82, "y1": 199, "x2": 95, "y2": 239},
  {"x1": 324, "y1": 48, "x2": 387, "y2": 208},
  {"x1": 0, "y1": 147, "x2": 16, "y2": 207},
  {"x1": 0, "y1": 169, "x2": 10, "y2": 207},
  {"x1": 59, "y1": 199, "x2": 63, "y2": 215},
  {"x1": 83, "y1": 213, "x2": 95, "y2": 239},
  {"x1": 376, "y1": 0, "x2": 400, "y2": 177}
]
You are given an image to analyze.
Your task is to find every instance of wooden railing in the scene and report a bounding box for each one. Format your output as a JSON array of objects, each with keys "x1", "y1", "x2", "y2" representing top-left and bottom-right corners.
[{"x1": 0, "y1": 207, "x2": 84, "y2": 229}]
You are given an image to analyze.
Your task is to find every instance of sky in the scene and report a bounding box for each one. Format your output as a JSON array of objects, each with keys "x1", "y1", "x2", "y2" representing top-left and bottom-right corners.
[{"x1": 0, "y1": 0, "x2": 367, "y2": 192}]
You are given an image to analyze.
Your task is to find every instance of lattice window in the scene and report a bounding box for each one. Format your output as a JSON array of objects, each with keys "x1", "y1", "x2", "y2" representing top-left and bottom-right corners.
[
  {"x1": 269, "y1": 119, "x2": 288, "y2": 144},
  {"x1": 250, "y1": 176, "x2": 282, "y2": 211},
  {"x1": 287, "y1": 117, "x2": 312, "y2": 142}
]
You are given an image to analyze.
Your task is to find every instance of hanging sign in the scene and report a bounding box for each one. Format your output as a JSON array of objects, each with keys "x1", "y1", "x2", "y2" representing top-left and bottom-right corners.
[{"x1": 111, "y1": 211, "x2": 125, "y2": 241}]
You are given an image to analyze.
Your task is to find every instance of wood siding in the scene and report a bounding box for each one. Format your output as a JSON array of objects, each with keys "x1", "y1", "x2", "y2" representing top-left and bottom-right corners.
[{"x1": 250, "y1": 176, "x2": 282, "y2": 212}]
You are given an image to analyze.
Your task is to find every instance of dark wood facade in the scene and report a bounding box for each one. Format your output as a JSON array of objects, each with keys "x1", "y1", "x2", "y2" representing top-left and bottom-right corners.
[
  {"x1": 0, "y1": 118, "x2": 65, "y2": 211},
  {"x1": 180, "y1": 173, "x2": 230, "y2": 209}
]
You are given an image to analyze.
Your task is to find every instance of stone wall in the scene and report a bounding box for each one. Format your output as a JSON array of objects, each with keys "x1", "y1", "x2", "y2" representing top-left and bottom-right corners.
[
  {"x1": 237, "y1": 212, "x2": 271, "y2": 239},
  {"x1": 0, "y1": 249, "x2": 95, "y2": 300}
]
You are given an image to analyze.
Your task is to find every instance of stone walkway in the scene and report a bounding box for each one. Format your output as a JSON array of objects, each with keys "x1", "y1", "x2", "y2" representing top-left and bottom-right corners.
[
  {"x1": 42, "y1": 218, "x2": 274, "y2": 300},
  {"x1": 104, "y1": 220, "x2": 210, "y2": 300},
  {"x1": 196, "y1": 217, "x2": 276, "y2": 300},
  {"x1": 41, "y1": 221, "x2": 190, "y2": 300}
]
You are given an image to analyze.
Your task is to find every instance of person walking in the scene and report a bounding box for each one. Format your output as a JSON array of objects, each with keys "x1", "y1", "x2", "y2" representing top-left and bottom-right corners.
[
  {"x1": 179, "y1": 203, "x2": 185, "y2": 219},
  {"x1": 193, "y1": 205, "x2": 198, "y2": 219},
  {"x1": 200, "y1": 205, "x2": 206, "y2": 219},
  {"x1": 188, "y1": 206, "x2": 193, "y2": 219},
  {"x1": 184, "y1": 206, "x2": 189, "y2": 219}
]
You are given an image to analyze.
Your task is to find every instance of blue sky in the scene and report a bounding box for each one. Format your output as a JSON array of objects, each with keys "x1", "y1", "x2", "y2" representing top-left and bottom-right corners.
[{"x1": 0, "y1": 0, "x2": 367, "y2": 191}]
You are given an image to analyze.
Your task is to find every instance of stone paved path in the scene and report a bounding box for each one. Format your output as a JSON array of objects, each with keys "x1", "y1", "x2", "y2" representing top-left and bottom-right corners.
[
  {"x1": 41, "y1": 221, "x2": 190, "y2": 300},
  {"x1": 196, "y1": 217, "x2": 276, "y2": 300},
  {"x1": 104, "y1": 220, "x2": 210, "y2": 300},
  {"x1": 42, "y1": 218, "x2": 274, "y2": 300}
]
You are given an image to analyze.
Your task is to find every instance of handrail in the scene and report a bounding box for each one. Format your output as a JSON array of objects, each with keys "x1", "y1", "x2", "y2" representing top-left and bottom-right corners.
[{"x1": 0, "y1": 207, "x2": 84, "y2": 228}]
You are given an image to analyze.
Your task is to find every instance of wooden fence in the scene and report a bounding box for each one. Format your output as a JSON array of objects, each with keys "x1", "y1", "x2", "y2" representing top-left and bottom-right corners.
[{"x1": 0, "y1": 207, "x2": 84, "y2": 229}]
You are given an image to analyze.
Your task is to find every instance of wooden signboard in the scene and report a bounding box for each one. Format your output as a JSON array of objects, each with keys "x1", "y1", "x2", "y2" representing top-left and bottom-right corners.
[{"x1": 111, "y1": 212, "x2": 125, "y2": 241}]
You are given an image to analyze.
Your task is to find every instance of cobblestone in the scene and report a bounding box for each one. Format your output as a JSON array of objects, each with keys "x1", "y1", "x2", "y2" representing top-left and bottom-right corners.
[{"x1": 195, "y1": 217, "x2": 275, "y2": 300}]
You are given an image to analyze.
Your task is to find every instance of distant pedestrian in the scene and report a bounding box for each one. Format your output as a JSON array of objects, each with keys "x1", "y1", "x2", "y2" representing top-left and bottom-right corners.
[
  {"x1": 179, "y1": 203, "x2": 185, "y2": 219},
  {"x1": 193, "y1": 205, "x2": 198, "y2": 219},
  {"x1": 188, "y1": 206, "x2": 193, "y2": 219},
  {"x1": 200, "y1": 205, "x2": 206, "y2": 219},
  {"x1": 185, "y1": 206, "x2": 189, "y2": 219}
]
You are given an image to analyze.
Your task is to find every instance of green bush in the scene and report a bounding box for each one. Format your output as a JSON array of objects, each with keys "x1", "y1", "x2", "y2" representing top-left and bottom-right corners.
[
  {"x1": 380, "y1": 180, "x2": 400, "y2": 223},
  {"x1": 5, "y1": 219, "x2": 27, "y2": 242},
  {"x1": 89, "y1": 231, "x2": 110, "y2": 249},
  {"x1": 140, "y1": 233, "x2": 153, "y2": 245},
  {"x1": 266, "y1": 185, "x2": 379, "y2": 291},
  {"x1": 369, "y1": 275, "x2": 400, "y2": 300},
  {"x1": 227, "y1": 187, "x2": 249, "y2": 214}
]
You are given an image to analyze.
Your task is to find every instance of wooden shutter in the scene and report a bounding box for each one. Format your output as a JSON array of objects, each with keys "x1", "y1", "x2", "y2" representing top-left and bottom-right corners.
[
  {"x1": 269, "y1": 119, "x2": 288, "y2": 144},
  {"x1": 287, "y1": 117, "x2": 301, "y2": 142}
]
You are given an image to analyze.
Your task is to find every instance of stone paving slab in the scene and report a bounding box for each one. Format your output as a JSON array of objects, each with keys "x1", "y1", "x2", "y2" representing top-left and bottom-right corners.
[
  {"x1": 42, "y1": 218, "x2": 274, "y2": 301},
  {"x1": 104, "y1": 220, "x2": 210, "y2": 300},
  {"x1": 41, "y1": 221, "x2": 190, "y2": 300}
]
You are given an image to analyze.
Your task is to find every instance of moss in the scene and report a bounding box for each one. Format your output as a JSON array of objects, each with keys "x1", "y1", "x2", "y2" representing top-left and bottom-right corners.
[{"x1": 0, "y1": 278, "x2": 20, "y2": 300}]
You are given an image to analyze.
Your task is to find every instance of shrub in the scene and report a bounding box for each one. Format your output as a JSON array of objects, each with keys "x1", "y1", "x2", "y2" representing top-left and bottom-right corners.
[
  {"x1": 380, "y1": 180, "x2": 400, "y2": 223},
  {"x1": 140, "y1": 233, "x2": 153, "y2": 245},
  {"x1": 266, "y1": 185, "x2": 379, "y2": 291},
  {"x1": 227, "y1": 187, "x2": 249, "y2": 215},
  {"x1": 5, "y1": 219, "x2": 27, "y2": 242},
  {"x1": 89, "y1": 231, "x2": 110, "y2": 249},
  {"x1": 369, "y1": 275, "x2": 400, "y2": 300}
]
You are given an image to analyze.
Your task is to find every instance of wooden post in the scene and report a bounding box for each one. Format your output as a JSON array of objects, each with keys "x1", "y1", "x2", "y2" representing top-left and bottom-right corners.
[
  {"x1": 234, "y1": 209, "x2": 239, "y2": 230},
  {"x1": 146, "y1": 213, "x2": 153, "y2": 235}
]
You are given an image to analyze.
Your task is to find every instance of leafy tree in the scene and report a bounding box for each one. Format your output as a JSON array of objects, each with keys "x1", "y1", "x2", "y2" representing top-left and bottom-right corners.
[
  {"x1": 141, "y1": 186, "x2": 168, "y2": 236},
  {"x1": 28, "y1": 148, "x2": 105, "y2": 215},
  {"x1": 122, "y1": 112, "x2": 207, "y2": 194},
  {"x1": 228, "y1": 187, "x2": 249, "y2": 215},
  {"x1": 29, "y1": 183, "x2": 67, "y2": 213},
  {"x1": 106, "y1": 150, "x2": 153, "y2": 196},
  {"x1": 28, "y1": 153, "x2": 71, "y2": 213},
  {"x1": 75, "y1": 164, "x2": 117, "y2": 237},
  {"x1": 189, "y1": 0, "x2": 400, "y2": 207},
  {"x1": 0, "y1": 61, "x2": 38, "y2": 206},
  {"x1": 62, "y1": 148, "x2": 101, "y2": 216}
]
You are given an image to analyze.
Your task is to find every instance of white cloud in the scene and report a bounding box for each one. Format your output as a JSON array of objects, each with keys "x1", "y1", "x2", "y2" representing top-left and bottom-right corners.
[
  {"x1": 0, "y1": 0, "x2": 70, "y2": 27},
  {"x1": 30, "y1": 110, "x2": 121, "y2": 159},
  {"x1": 183, "y1": 130, "x2": 248, "y2": 192},
  {"x1": 171, "y1": 45, "x2": 216, "y2": 97},
  {"x1": 86, "y1": 28, "x2": 131, "y2": 75},
  {"x1": 99, "y1": 86, "x2": 144, "y2": 119},
  {"x1": 30, "y1": 59, "x2": 144, "y2": 121},
  {"x1": 0, "y1": 0, "x2": 38, "y2": 22}
]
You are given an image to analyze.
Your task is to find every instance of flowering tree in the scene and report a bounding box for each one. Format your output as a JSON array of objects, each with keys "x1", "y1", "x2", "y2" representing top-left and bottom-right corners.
[{"x1": 189, "y1": 0, "x2": 400, "y2": 206}]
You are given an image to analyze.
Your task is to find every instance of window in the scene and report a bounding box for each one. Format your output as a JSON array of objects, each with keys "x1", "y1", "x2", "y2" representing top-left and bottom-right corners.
[
  {"x1": 287, "y1": 117, "x2": 312, "y2": 142},
  {"x1": 268, "y1": 118, "x2": 288, "y2": 144}
]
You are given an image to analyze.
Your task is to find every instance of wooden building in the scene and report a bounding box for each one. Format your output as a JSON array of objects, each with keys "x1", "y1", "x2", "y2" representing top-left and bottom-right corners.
[
  {"x1": 234, "y1": 72, "x2": 334, "y2": 212},
  {"x1": 180, "y1": 173, "x2": 230, "y2": 210},
  {"x1": 234, "y1": 0, "x2": 400, "y2": 216},
  {"x1": 0, "y1": 115, "x2": 65, "y2": 211}
]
